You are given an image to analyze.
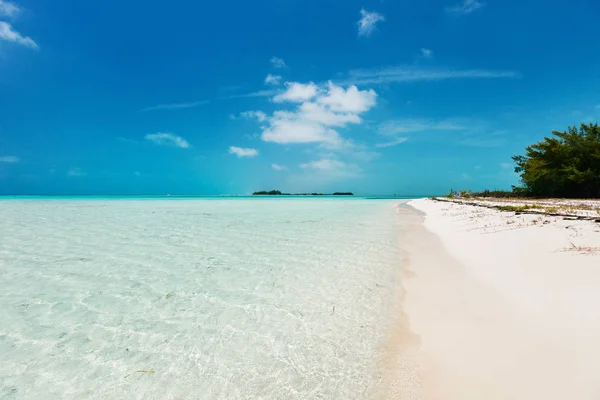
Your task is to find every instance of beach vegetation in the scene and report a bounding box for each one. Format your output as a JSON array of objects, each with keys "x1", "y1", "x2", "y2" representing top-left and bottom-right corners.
[
  {"x1": 496, "y1": 204, "x2": 542, "y2": 212},
  {"x1": 512, "y1": 122, "x2": 600, "y2": 198}
]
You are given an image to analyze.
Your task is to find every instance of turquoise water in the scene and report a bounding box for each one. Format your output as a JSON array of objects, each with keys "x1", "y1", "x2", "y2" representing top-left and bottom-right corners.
[{"x1": 0, "y1": 199, "x2": 412, "y2": 399}]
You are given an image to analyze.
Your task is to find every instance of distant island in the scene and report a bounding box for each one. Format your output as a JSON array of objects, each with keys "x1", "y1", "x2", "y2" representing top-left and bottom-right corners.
[{"x1": 252, "y1": 190, "x2": 354, "y2": 196}]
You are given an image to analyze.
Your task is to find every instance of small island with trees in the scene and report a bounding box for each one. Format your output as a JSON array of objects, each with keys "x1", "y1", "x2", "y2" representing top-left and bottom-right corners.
[{"x1": 252, "y1": 190, "x2": 354, "y2": 196}]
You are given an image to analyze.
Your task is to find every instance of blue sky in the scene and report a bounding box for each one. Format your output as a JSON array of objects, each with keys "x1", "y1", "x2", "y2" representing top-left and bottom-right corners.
[{"x1": 1, "y1": 0, "x2": 599, "y2": 195}]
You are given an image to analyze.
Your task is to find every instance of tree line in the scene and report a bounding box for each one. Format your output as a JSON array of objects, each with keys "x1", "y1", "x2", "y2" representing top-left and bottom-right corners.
[{"x1": 511, "y1": 122, "x2": 600, "y2": 198}]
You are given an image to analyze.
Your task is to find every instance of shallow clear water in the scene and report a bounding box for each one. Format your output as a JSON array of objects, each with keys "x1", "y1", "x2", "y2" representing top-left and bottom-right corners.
[{"x1": 0, "y1": 199, "x2": 410, "y2": 399}]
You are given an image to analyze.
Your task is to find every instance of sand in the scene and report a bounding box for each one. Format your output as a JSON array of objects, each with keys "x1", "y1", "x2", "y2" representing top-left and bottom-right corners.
[{"x1": 402, "y1": 198, "x2": 600, "y2": 399}]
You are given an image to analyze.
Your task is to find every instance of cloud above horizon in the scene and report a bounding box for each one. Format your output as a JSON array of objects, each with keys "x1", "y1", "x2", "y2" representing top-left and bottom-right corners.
[
  {"x1": 240, "y1": 110, "x2": 268, "y2": 122},
  {"x1": 271, "y1": 163, "x2": 288, "y2": 171},
  {"x1": 229, "y1": 146, "x2": 259, "y2": 157},
  {"x1": 0, "y1": 155, "x2": 20, "y2": 163},
  {"x1": 273, "y1": 82, "x2": 319, "y2": 103},
  {"x1": 339, "y1": 66, "x2": 520, "y2": 86},
  {"x1": 139, "y1": 100, "x2": 209, "y2": 112},
  {"x1": 357, "y1": 9, "x2": 384, "y2": 37},
  {"x1": 376, "y1": 119, "x2": 467, "y2": 147},
  {"x1": 421, "y1": 48, "x2": 433, "y2": 58},
  {"x1": 0, "y1": 0, "x2": 20, "y2": 17},
  {"x1": 223, "y1": 89, "x2": 278, "y2": 99},
  {"x1": 0, "y1": 21, "x2": 38, "y2": 49},
  {"x1": 145, "y1": 133, "x2": 190, "y2": 148},
  {"x1": 445, "y1": 0, "x2": 485, "y2": 15},
  {"x1": 256, "y1": 81, "x2": 377, "y2": 147},
  {"x1": 265, "y1": 74, "x2": 282, "y2": 85},
  {"x1": 67, "y1": 167, "x2": 86, "y2": 177},
  {"x1": 270, "y1": 57, "x2": 286, "y2": 68}
]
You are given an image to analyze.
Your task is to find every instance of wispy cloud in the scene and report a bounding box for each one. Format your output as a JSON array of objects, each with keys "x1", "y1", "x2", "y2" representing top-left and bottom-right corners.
[
  {"x1": 421, "y1": 48, "x2": 433, "y2": 58},
  {"x1": 376, "y1": 119, "x2": 466, "y2": 147},
  {"x1": 223, "y1": 89, "x2": 278, "y2": 99},
  {"x1": 0, "y1": 21, "x2": 38, "y2": 49},
  {"x1": 445, "y1": 0, "x2": 485, "y2": 14},
  {"x1": 299, "y1": 158, "x2": 362, "y2": 179},
  {"x1": 0, "y1": 0, "x2": 20, "y2": 18},
  {"x1": 145, "y1": 133, "x2": 190, "y2": 148},
  {"x1": 67, "y1": 167, "x2": 86, "y2": 177},
  {"x1": 0, "y1": 155, "x2": 19, "y2": 163},
  {"x1": 265, "y1": 74, "x2": 282, "y2": 85},
  {"x1": 500, "y1": 162, "x2": 512, "y2": 169},
  {"x1": 340, "y1": 66, "x2": 520, "y2": 86},
  {"x1": 229, "y1": 146, "x2": 258, "y2": 158},
  {"x1": 375, "y1": 138, "x2": 409, "y2": 148},
  {"x1": 379, "y1": 119, "x2": 466, "y2": 135},
  {"x1": 300, "y1": 158, "x2": 346, "y2": 171},
  {"x1": 272, "y1": 163, "x2": 288, "y2": 171},
  {"x1": 270, "y1": 57, "x2": 286, "y2": 68},
  {"x1": 139, "y1": 100, "x2": 209, "y2": 112},
  {"x1": 357, "y1": 9, "x2": 384, "y2": 37},
  {"x1": 117, "y1": 136, "x2": 138, "y2": 144}
]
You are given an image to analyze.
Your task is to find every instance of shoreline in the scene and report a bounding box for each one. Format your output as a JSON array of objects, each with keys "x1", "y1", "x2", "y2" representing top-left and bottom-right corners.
[{"x1": 396, "y1": 198, "x2": 600, "y2": 399}]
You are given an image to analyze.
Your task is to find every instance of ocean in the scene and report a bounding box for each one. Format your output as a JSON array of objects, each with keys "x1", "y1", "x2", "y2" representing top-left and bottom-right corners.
[{"x1": 0, "y1": 198, "x2": 415, "y2": 399}]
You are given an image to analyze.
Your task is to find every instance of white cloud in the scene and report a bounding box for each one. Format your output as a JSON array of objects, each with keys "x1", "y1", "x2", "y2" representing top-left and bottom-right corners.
[
  {"x1": 340, "y1": 66, "x2": 520, "y2": 86},
  {"x1": 0, "y1": 21, "x2": 38, "y2": 49},
  {"x1": 317, "y1": 81, "x2": 377, "y2": 113},
  {"x1": 445, "y1": 0, "x2": 485, "y2": 14},
  {"x1": 265, "y1": 74, "x2": 282, "y2": 85},
  {"x1": 145, "y1": 133, "x2": 190, "y2": 148},
  {"x1": 140, "y1": 100, "x2": 209, "y2": 112},
  {"x1": 300, "y1": 158, "x2": 347, "y2": 171},
  {"x1": 270, "y1": 57, "x2": 286, "y2": 68},
  {"x1": 67, "y1": 167, "x2": 86, "y2": 177},
  {"x1": 376, "y1": 138, "x2": 409, "y2": 148},
  {"x1": 0, "y1": 155, "x2": 19, "y2": 163},
  {"x1": 229, "y1": 146, "x2": 258, "y2": 158},
  {"x1": 421, "y1": 48, "x2": 433, "y2": 58},
  {"x1": 297, "y1": 102, "x2": 362, "y2": 127},
  {"x1": 262, "y1": 118, "x2": 341, "y2": 145},
  {"x1": 260, "y1": 82, "x2": 377, "y2": 147},
  {"x1": 272, "y1": 163, "x2": 288, "y2": 171},
  {"x1": 241, "y1": 110, "x2": 268, "y2": 122},
  {"x1": 357, "y1": 9, "x2": 384, "y2": 37},
  {"x1": 0, "y1": 0, "x2": 20, "y2": 18},
  {"x1": 273, "y1": 82, "x2": 319, "y2": 103}
]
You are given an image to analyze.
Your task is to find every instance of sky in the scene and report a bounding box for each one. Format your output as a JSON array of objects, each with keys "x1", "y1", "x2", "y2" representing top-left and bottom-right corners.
[{"x1": 1, "y1": 0, "x2": 599, "y2": 195}]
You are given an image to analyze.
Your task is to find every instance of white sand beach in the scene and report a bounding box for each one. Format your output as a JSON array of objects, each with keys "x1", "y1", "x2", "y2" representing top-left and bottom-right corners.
[{"x1": 402, "y1": 198, "x2": 600, "y2": 399}]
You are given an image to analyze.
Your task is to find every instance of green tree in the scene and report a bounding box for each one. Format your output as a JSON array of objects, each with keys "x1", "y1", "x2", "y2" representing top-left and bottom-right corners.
[{"x1": 512, "y1": 123, "x2": 600, "y2": 198}]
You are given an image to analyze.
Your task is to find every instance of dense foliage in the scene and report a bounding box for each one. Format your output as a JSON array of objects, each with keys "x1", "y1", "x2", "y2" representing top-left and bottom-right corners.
[{"x1": 511, "y1": 123, "x2": 600, "y2": 198}]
